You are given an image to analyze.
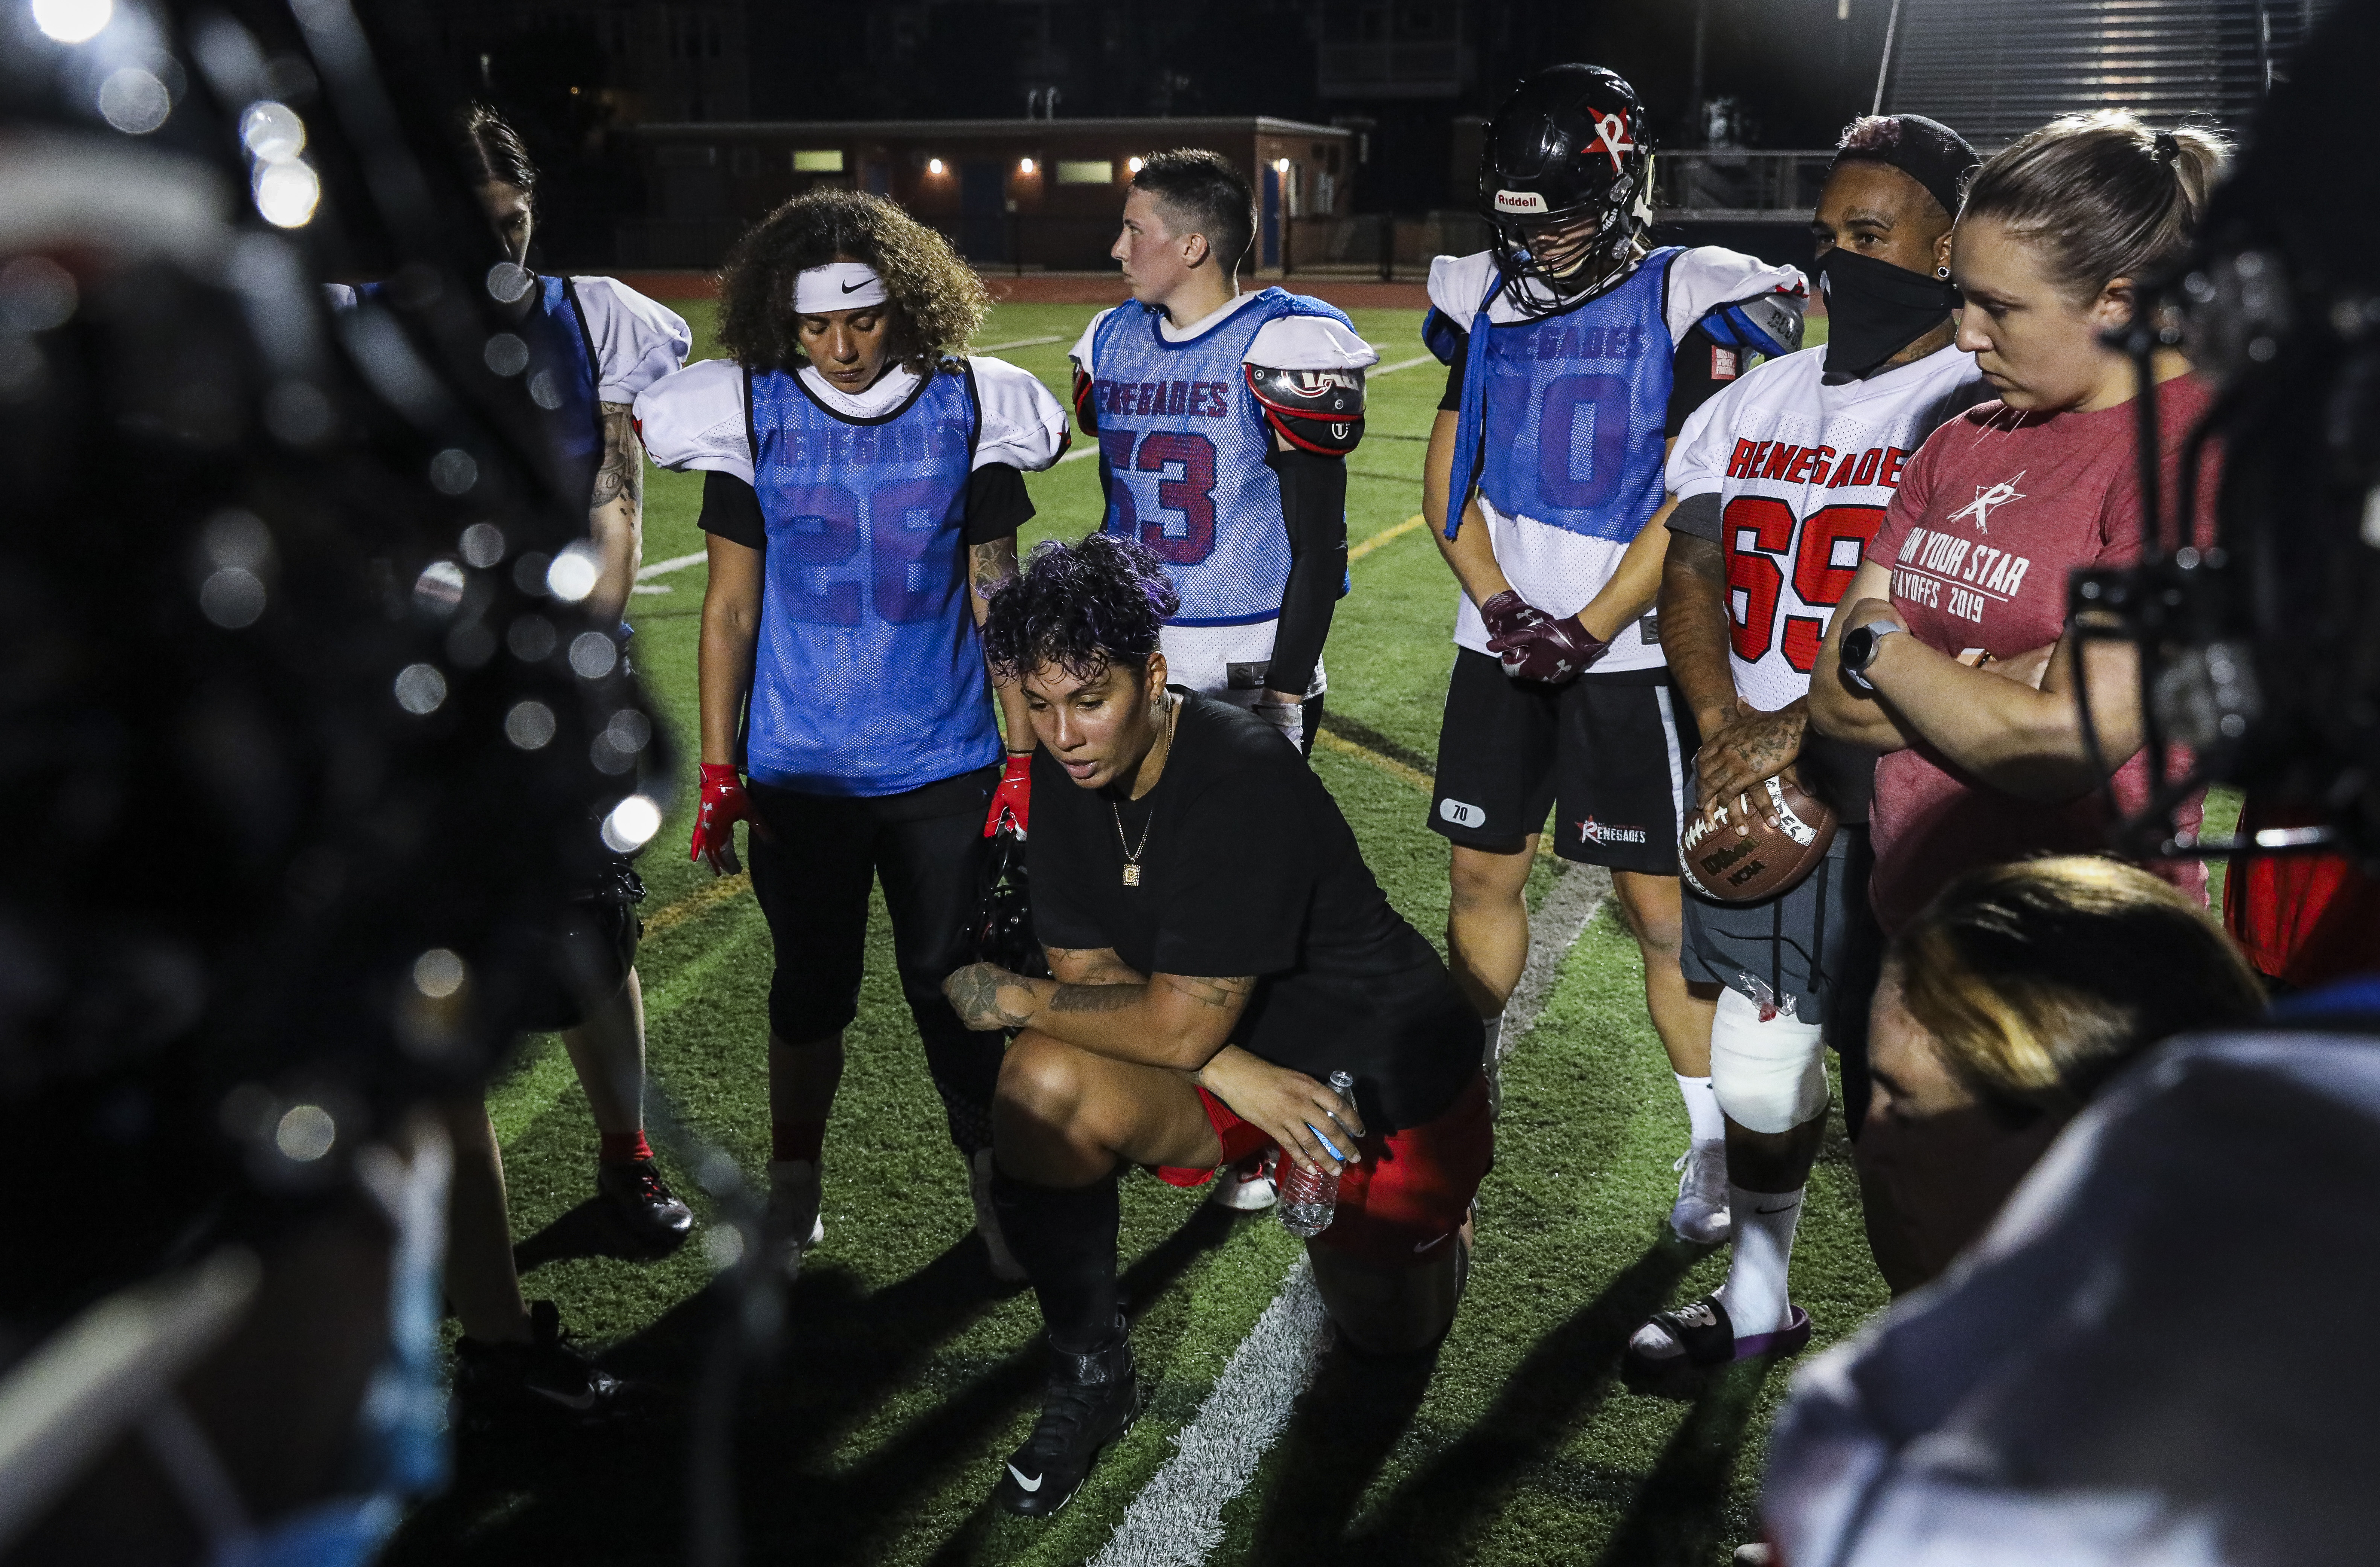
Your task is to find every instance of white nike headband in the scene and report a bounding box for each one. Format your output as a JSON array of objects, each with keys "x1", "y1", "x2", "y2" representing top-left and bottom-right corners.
[{"x1": 793, "y1": 261, "x2": 887, "y2": 315}]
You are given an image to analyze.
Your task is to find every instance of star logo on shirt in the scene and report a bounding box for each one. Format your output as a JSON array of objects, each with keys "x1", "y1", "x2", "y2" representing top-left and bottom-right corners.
[{"x1": 1948, "y1": 471, "x2": 2027, "y2": 533}]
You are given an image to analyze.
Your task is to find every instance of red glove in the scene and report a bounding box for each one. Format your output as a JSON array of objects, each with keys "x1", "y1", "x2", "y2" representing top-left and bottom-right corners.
[
  {"x1": 1480, "y1": 590, "x2": 1611, "y2": 686},
  {"x1": 984, "y1": 752, "x2": 1033, "y2": 838},
  {"x1": 690, "y1": 762, "x2": 750, "y2": 873}
]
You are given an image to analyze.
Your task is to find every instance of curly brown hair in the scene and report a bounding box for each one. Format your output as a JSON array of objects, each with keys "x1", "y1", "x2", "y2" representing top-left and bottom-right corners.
[{"x1": 715, "y1": 188, "x2": 990, "y2": 376}]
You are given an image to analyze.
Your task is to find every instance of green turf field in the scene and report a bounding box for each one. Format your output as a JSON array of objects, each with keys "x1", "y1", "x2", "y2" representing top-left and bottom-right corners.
[{"x1": 384, "y1": 302, "x2": 2220, "y2": 1566}]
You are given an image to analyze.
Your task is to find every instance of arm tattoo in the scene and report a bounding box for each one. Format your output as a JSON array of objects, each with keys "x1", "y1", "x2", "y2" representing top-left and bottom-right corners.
[
  {"x1": 1156, "y1": 974, "x2": 1258, "y2": 1011},
  {"x1": 1045, "y1": 946, "x2": 1146, "y2": 987},
  {"x1": 1048, "y1": 982, "x2": 1146, "y2": 1014},
  {"x1": 944, "y1": 962, "x2": 1036, "y2": 1029},
  {"x1": 970, "y1": 536, "x2": 1019, "y2": 601},
  {"x1": 591, "y1": 402, "x2": 643, "y2": 513}
]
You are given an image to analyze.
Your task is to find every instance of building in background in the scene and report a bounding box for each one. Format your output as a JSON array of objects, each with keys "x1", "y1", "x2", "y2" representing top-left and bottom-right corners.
[{"x1": 616, "y1": 117, "x2": 1355, "y2": 273}]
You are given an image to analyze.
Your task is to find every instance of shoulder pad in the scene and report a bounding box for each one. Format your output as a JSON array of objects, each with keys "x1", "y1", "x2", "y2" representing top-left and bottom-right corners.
[
  {"x1": 1422, "y1": 307, "x2": 1466, "y2": 365},
  {"x1": 1426, "y1": 251, "x2": 1499, "y2": 322},
  {"x1": 1703, "y1": 292, "x2": 1806, "y2": 359},
  {"x1": 1246, "y1": 363, "x2": 1365, "y2": 455}
]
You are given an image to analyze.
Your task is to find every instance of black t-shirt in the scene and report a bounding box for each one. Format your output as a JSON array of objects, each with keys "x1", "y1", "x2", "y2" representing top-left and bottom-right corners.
[{"x1": 1027, "y1": 692, "x2": 1480, "y2": 1130}]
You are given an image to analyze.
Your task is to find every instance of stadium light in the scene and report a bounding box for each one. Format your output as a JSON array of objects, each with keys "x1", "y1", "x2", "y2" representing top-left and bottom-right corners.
[
  {"x1": 1019, "y1": 157, "x2": 1035, "y2": 175},
  {"x1": 928, "y1": 157, "x2": 944, "y2": 176},
  {"x1": 1274, "y1": 157, "x2": 1291, "y2": 173},
  {"x1": 1127, "y1": 156, "x2": 1144, "y2": 173}
]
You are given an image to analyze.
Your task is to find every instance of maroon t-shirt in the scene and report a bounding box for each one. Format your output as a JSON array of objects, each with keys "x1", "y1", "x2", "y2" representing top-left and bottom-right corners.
[{"x1": 1863, "y1": 374, "x2": 2213, "y2": 932}]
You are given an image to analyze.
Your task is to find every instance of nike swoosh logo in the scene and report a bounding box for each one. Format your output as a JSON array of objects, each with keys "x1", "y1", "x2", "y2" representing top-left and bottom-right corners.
[
  {"x1": 841, "y1": 279, "x2": 867, "y2": 293},
  {"x1": 532, "y1": 1385, "x2": 601, "y2": 1412},
  {"x1": 1413, "y1": 1232, "x2": 1450, "y2": 1253},
  {"x1": 1007, "y1": 1463, "x2": 1044, "y2": 1493}
]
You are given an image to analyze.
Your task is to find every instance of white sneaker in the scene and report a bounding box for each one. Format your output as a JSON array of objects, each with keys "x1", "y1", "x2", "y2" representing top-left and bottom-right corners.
[
  {"x1": 1208, "y1": 1147, "x2": 1279, "y2": 1211},
  {"x1": 767, "y1": 1159, "x2": 824, "y2": 1280},
  {"x1": 1668, "y1": 1141, "x2": 1731, "y2": 1245},
  {"x1": 970, "y1": 1147, "x2": 1028, "y2": 1283}
]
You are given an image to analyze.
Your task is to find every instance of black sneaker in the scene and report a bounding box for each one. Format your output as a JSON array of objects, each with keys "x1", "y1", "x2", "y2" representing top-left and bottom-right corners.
[
  {"x1": 453, "y1": 1300, "x2": 624, "y2": 1431},
  {"x1": 597, "y1": 1157, "x2": 695, "y2": 1248},
  {"x1": 993, "y1": 1321, "x2": 1140, "y2": 1518}
]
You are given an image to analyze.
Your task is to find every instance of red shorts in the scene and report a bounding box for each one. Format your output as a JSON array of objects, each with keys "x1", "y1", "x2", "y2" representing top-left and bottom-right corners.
[{"x1": 1154, "y1": 1071, "x2": 1494, "y2": 1267}]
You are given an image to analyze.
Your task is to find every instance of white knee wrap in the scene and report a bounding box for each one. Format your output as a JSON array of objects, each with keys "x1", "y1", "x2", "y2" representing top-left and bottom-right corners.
[{"x1": 1709, "y1": 985, "x2": 1828, "y2": 1135}]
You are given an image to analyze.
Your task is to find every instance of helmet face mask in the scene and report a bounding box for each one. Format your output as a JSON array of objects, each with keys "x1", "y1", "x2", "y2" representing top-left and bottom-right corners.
[{"x1": 1481, "y1": 64, "x2": 1654, "y2": 315}]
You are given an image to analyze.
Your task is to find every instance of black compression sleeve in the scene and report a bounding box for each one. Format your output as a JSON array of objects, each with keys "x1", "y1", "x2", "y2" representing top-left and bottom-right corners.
[
  {"x1": 1666, "y1": 323, "x2": 1737, "y2": 437},
  {"x1": 963, "y1": 463, "x2": 1034, "y2": 545},
  {"x1": 1264, "y1": 446, "x2": 1347, "y2": 697},
  {"x1": 697, "y1": 469, "x2": 766, "y2": 549},
  {"x1": 1438, "y1": 332, "x2": 1468, "y2": 412}
]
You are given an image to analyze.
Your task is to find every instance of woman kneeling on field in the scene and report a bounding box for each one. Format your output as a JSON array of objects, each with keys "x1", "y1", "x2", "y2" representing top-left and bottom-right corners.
[{"x1": 944, "y1": 532, "x2": 1491, "y2": 1519}]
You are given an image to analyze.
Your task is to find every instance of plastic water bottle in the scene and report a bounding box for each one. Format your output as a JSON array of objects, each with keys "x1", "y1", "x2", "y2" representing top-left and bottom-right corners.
[{"x1": 1279, "y1": 1070, "x2": 1357, "y2": 1240}]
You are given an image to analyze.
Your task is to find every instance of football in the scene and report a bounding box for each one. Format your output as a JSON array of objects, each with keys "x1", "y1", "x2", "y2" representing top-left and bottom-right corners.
[{"x1": 1679, "y1": 773, "x2": 1839, "y2": 904}]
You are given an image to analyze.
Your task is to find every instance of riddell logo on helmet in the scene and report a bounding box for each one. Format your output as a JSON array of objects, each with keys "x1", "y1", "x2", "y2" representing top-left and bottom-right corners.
[{"x1": 1493, "y1": 189, "x2": 1549, "y2": 215}]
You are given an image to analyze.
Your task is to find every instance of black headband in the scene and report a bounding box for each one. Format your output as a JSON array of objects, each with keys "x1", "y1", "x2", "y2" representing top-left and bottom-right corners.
[{"x1": 1830, "y1": 113, "x2": 1980, "y2": 222}]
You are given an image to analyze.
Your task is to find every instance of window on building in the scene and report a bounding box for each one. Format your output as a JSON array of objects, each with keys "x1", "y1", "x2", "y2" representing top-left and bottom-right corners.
[
  {"x1": 793, "y1": 149, "x2": 844, "y2": 173},
  {"x1": 1056, "y1": 160, "x2": 1114, "y2": 185}
]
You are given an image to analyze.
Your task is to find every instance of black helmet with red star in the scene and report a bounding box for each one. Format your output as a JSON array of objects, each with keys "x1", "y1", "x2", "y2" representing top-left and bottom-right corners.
[{"x1": 1479, "y1": 63, "x2": 1654, "y2": 315}]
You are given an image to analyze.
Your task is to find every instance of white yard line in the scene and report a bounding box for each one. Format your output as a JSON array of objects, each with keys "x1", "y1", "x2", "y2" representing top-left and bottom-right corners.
[
  {"x1": 1092, "y1": 861, "x2": 1611, "y2": 1567},
  {"x1": 1371, "y1": 352, "x2": 1440, "y2": 377},
  {"x1": 975, "y1": 333, "x2": 1068, "y2": 352},
  {"x1": 636, "y1": 550, "x2": 708, "y2": 580}
]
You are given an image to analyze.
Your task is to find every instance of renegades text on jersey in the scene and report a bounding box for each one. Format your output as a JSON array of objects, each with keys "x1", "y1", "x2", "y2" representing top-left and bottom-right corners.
[{"x1": 1666, "y1": 340, "x2": 1987, "y2": 713}]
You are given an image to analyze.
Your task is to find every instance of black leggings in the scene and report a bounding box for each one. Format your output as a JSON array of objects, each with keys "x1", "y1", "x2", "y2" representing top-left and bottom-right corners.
[{"x1": 747, "y1": 767, "x2": 1001, "y2": 1154}]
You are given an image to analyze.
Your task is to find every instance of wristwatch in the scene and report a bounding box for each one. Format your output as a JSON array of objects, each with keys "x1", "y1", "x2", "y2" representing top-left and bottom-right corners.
[{"x1": 1839, "y1": 620, "x2": 1904, "y2": 692}]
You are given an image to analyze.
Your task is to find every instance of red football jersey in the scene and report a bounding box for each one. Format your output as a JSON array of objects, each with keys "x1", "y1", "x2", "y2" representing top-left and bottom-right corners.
[{"x1": 2224, "y1": 795, "x2": 2380, "y2": 988}]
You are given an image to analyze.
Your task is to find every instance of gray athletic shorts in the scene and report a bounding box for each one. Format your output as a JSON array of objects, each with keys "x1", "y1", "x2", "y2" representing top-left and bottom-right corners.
[{"x1": 1680, "y1": 822, "x2": 1880, "y2": 1035}]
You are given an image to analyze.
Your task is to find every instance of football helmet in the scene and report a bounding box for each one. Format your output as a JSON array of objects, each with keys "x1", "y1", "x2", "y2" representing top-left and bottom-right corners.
[{"x1": 1479, "y1": 64, "x2": 1655, "y2": 314}]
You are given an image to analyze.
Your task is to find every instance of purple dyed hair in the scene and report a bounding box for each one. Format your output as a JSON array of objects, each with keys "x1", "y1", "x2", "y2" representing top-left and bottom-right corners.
[{"x1": 981, "y1": 531, "x2": 1181, "y2": 684}]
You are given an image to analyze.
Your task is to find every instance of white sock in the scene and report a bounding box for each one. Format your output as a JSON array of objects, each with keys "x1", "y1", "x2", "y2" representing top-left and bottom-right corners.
[
  {"x1": 1480, "y1": 1013, "x2": 1504, "y2": 1065},
  {"x1": 1675, "y1": 1073, "x2": 1724, "y2": 1145},
  {"x1": 1716, "y1": 1184, "x2": 1803, "y2": 1337}
]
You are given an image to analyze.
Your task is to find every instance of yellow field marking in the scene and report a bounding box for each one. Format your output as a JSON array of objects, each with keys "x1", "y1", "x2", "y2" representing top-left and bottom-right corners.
[
  {"x1": 642, "y1": 869, "x2": 752, "y2": 942},
  {"x1": 1348, "y1": 512, "x2": 1427, "y2": 563},
  {"x1": 1312, "y1": 726, "x2": 1431, "y2": 792}
]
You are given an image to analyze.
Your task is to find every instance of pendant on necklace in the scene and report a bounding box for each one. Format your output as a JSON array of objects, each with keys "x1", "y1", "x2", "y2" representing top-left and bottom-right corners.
[{"x1": 1122, "y1": 864, "x2": 1142, "y2": 887}]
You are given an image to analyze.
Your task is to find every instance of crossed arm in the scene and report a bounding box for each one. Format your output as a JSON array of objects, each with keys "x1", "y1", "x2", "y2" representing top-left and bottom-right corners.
[
  {"x1": 1808, "y1": 561, "x2": 2144, "y2": 801},
  {"x1": 943, "y1": 945, "x2": 1255, "y2": 1071}
]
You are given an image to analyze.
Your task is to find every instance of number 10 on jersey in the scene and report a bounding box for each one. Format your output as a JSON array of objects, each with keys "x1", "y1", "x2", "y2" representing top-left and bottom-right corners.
[{"x1": 1100, "y1": 429, "x2": 1219, "y2": 565}]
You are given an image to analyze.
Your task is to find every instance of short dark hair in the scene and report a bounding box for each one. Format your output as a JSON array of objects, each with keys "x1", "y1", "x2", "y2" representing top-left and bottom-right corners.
[
  {"x1": 981, "y1": 532, "x2": 1180, "y2": 684},
  {"x1": 1129, "y1": 149, "x2": 1256, "y2": 277},
  {"x1": 456, "y1": 102, "x2": 537, "y2": 203}
]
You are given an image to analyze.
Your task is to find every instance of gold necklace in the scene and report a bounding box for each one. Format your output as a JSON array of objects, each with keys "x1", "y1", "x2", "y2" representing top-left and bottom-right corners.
[{"x1": 1110, "y1": 696, "x2": 1176, "y2": 887}]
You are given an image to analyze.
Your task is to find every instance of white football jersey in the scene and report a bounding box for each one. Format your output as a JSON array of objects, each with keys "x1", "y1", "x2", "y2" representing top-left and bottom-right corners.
[
  {"x1": 1667, "y1": 341, "x2": 1986, "y2": 712},
  {"x1": 1429, "y1": 245, "x2": 1807, "y2": 674}
]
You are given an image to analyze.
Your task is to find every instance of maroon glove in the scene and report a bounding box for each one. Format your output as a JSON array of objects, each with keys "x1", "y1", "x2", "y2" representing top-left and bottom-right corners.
[
  {"x1": 1479, "y1": 590, "x2": 1611, "y2": 685},
  {"x1": 984, "y1": 752, "x2": 1033, "y2": 837}
]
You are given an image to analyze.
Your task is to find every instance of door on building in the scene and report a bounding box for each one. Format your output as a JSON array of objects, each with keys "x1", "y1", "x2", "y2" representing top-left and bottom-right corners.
[
  {"x1": 1260, "y1": 164, "x2": 1280, "y2": 271},
  {"x1": 960, "y1": 162, "x2": 1007, "y2": 263}
]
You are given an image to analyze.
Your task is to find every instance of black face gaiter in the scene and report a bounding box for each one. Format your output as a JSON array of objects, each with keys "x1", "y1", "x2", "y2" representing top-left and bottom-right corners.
[{"x1": 1817, "y1": 247, "x2": 1960, "y2": 380}]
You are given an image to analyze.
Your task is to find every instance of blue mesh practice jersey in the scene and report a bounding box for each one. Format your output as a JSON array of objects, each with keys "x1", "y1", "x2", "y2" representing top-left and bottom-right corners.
[
  {"x1": 1473, "y1": 246, "x2": 1681, "y2": 545},
  {"x1": 518, "y1": 274, "x2": 604, "y2": 504},
  {"x1": 745, "y1": 364, "x2": 999, "y2": 796},
  {"x1": 1088, "y1": 288, "x2": 1354, "y2": 626}
]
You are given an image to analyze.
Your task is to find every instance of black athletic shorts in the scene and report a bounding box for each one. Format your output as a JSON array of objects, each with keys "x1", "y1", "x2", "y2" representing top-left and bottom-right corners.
[
  {"x1": 1427, "y1": 650, "x2": 1698, "y2": 874},
  {"x1": 745, "y1": 765, "x2": 995, "y2": 1045},
  {"x1": 513, "y1": 859, "x2": 647, "y2": 1034}
]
